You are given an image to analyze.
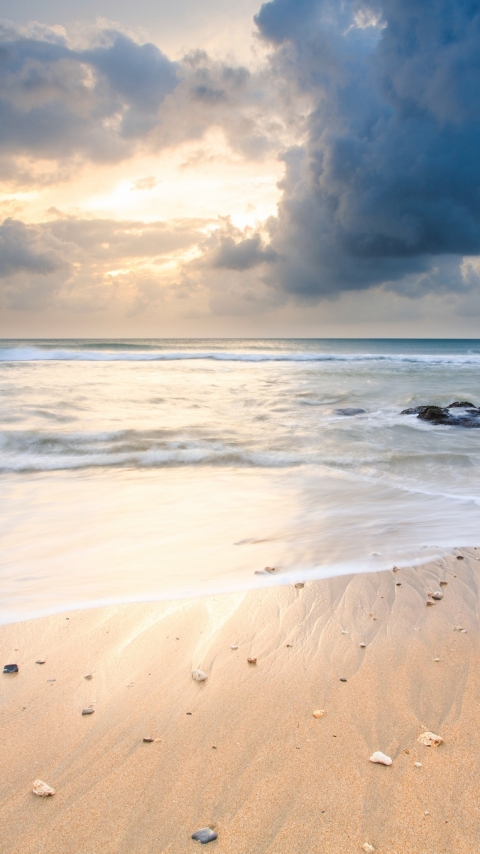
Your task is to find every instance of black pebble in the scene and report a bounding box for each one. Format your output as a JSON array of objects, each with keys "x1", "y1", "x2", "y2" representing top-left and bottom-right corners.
[
  {"x1": 457, "y1": 556, "x2": 464, "y2": 560},
  {"x1": 192, "y1": 828, "x2": 217, "y2": 844},
  {"x1": 396, "y1": 582, "x2": 402, "y2": 586},
  {"x1": 340, "y1": 677, "x2": 347, "y2": 682},
  {"x1": 3, "y1": 664, "x2": 18, "y2": 673}
]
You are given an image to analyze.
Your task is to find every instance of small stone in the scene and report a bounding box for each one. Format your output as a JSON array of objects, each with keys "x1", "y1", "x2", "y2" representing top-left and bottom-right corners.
[
  {"x1": 461, "y1": 629, "x2": 467, "y2": 633},
  {"x1": 439, "y1": 581, "x2": 448, "y2": 586},
  {"x1": 32, "y1": 779, "x2": 55, "y2": 797},
  {"x1": 402, "y1": 748, "x2": 410, "y2": 754},
  {"x1": 341, "y1": 630, "x2": 348, "y2": 634},
  {"x1": 191, "y1": 827, "x2": 218, "y2": 844},
  {"x1": 392, "y1": 566, "x2": 398, "y2": 572},
  {"x1": 192, "y1": 670, "x2": 208, "y2": 682},
  {"x1": 453, "y1": 625, "x2": 464, "y2": 631},
  {"x1": 35, "y1": 660, "x2": 46, "y2": 665},
  {"x1": 84, "y1": 673, "x2": 93, "y2": 680},
  {"x1": 369, "y1": 751, "x2": 392, "y2": 766},
  {"x1": 247, "y1": 657, "x2": 257, "y2": 665},
  {"x1": 414, "y1": 762, "x2": 422, "y2": 768},
  {"x1": 3, "y1": 664, "x2": 18, "y2": 673},
  {"x1": 294, "y1": 582, "x2": 304, "y2": 589},
  {"x1": 143, "y1": 737, "x2": 154, "y2": 743},
  {"x1": 396, "y1": 582, "x2": 402, "y2": 586},
  {"x1": 457, "y1": 555, "x2": 464, "y2": 560},
  {"x1": 82, "y1": 707, "x2": 95, "y2": 715},
  {"x1": 286, "y1": 643, "x2": 293, "y2": 647},
  {"x1": 418, "y1": 731, "x2": 443, "y2": 747},
  {"x1": 264, "y1": 566, "x2": 276, "y2": 573},
  {"x1": 46, "y1": 679, "x2": 56, "y2": 683},
  {"x1": 340, "y1": 677, "x2": 347, "y2": 682},
  {"x1": 434, "y1": 657, "x2": 440, "y2": 662},
  {"x1": 431, "y1": 591, "x2": 443, "y2": 600},
  {"x1": 312, "y1": 709, "x2": 325, "y2": 718},
  {"x1": 360, "y1": 643, "x2": 366, "y2": 648},
  {"x1": 424, "y1": 810, "x2": 430, "y2": 816},
  {"x1": 230, "y1": 645, "x2": 238, "y2": 650},
  {"x1": 426, "y1": 601, "x2": 435, "y2": 606},
  {"x1": 363, "y1": 844, "x2": 375, "y2": 853}
]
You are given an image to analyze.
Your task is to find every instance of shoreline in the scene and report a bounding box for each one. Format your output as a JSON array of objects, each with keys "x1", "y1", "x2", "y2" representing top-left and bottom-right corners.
[{"x1": 1, "y1": 550, "x2": 480, "y2": 853}]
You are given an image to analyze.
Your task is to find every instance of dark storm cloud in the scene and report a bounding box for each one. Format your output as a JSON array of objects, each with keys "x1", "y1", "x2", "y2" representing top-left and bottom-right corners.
[
  {"x1": 211, "y1": 233, "x2": 277, "y2": 270},
  {"x1": 255, "y1": 0, "x2": 480, "y2": 296}
]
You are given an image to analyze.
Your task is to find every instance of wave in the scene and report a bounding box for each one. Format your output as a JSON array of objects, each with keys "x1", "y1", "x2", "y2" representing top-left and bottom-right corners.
[{"x1": 2, "y1": 346, "x2": 480, "y2": 365}]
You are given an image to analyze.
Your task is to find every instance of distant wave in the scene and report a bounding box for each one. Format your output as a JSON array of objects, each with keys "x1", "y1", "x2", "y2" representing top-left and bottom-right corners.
[{"x1": 2, "y1": 347, "x2": 480, "y2": 365}]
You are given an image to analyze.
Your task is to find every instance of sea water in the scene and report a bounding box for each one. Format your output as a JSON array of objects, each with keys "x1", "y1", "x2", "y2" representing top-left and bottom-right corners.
[{"x1": 0, "y1": 338, "x2": 479, "y2": 623}]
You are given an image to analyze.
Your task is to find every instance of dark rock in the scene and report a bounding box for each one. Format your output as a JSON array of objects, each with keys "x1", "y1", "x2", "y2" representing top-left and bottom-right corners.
[
  {"x1": 336, "y1": 408, "x2": 366, "y2": 416},
  {"x1": 3, "y1": 664, "x2": 18, "y2": 673},
  {"x1": 81, "y1": 707, "x2": 95, "y2": 715},
  {"x1": 35, "y1": 660, "x2": 46, "y2": 665},
  {"x1": 192, "y1": 828, "x2": 218, "y2": 844},
  {"x1": 340, "y1": 677, "x2": 347, "y2": 682},
  {"x1": 457, "y1": 555, "x2": 464, "y2": 560},
  {"x1": 401, "y1": 402, "x2": 480, "y2": 427},
  {"x1": 143, "y1": 737, "x2": 154, "y2": 743}
]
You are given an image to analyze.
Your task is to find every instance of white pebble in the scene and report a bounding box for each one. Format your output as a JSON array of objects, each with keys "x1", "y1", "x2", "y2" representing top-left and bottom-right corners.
[
  {"x1": 369, "y1": 751, "x2": 392, "y2": 766},
  {"x1": 32, "y1": 780, "x2": 55, "y2": 797},
  {"x1": 362, "y1": 844, "x2": 375, "y2": 853},
  {"x1": 191, "y1": 669, "x2": 208, "y2": 682},
  {"x1": 418, "y1": 731, "x2": 443, "y2": 747},
  {"x1": 414, "y1": 762, "x2": 422, "y2": 768},
  {"x1": 231, "y1": 645, "x2": 238, "y2": 650}
]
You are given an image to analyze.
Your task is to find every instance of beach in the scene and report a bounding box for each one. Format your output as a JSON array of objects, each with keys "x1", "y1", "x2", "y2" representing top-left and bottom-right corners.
[{"x1": 2, "y1": 549, "x2": 480, "y2": 853}]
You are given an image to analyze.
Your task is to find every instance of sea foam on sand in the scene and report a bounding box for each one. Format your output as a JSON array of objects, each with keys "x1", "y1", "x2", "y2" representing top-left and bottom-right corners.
[{"x1": 1, "y1": 550, "x2": 480, "y2": 853}]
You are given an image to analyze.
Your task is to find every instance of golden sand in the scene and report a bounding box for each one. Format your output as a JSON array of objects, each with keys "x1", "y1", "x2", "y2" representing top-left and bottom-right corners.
[{"x1": 1, "y1": 550, "x2": 480, "y2": 853}]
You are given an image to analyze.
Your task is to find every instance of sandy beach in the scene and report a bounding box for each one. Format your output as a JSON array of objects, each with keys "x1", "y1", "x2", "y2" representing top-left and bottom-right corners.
[{"x1": 2, "y1": 550, "x2": 480, "y2": 854}]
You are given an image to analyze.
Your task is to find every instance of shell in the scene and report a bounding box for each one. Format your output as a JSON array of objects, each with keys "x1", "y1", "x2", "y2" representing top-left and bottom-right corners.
[
  {"x1": 230, "y1": 644, "x2": 238, "y2": 650},
  {"x1": 363, "y1": 845, "x2": 375, "y2": 853},
  {"x1": 312, "y1": 709, "x2": 325, "y2": 718},
  {"x1": 431, "y1": 591, "x2": 443, "y2": 600},
  {"x1": 369, "y1": 751, "x2": 392, "y2": 766},
  {"x1": 191, "y1": 670, "x2": 208, "y2": 682},
  {"x1": 418, "y1": 731, "x2": 443, "y2": 747},
  {"x1": 32, "y1": 779, "x2": 55, "y2": 797}
]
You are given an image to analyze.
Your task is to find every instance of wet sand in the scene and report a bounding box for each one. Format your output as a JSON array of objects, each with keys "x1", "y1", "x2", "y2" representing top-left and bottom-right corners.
[{"x1": 1, "y1": 550, "x2": 480, "y2": 853}]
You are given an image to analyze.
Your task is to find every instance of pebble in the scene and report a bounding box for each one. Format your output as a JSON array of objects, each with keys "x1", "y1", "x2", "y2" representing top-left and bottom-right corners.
[
  {"x1": 431, "y1": 591, "x2": 443, "y2": 600},
  {"x1": 82, "y1": 708, "x2": 95, "y2": 716},
  {"x1": 426, "y1": 601, "x2": 435, "y2": 607},
  {"x1": 341, "y1": 630, "x2": 348, "y2": 634},
  {"x1": 363, "y1": 845, "x2": 375, "y2": 853},
  {"x1": 414, "y1": 762, "x2": 423, "y2": 768},
  {"x1": 3, "y1": 664, "x2": 19, "y2": 674},
  {"x1": 359, "y1": 643, "x2": 366, "y2": 648},
  {"x1": 143, "y1": 737, "x2": 154, "y2": 743},
  {"x1": 35, "y1": 660, "x2": 46, "y2": 665},
  {"x1": 286, "y1": 644, "x2": 293, "y2": 648},
  {"x1": 434, "y1": 657, "x2": 440, "y2": 662},
  {"x1": 453, "y1": 626, "x2": 464, "y2": 631},
  {"x1": 32, "y1": 779, "x2": 55, "y2": 797},
  {"x1": 340, "y1": 677, "x2": 347, "y2": 682},
  {"x1": 439, "y1": 581, "x2": 448, "y2": 586},
  {"x1": 191, "y1": 827, "x2": 218, "y2": 844},
  {"x1": 230, "y1": 645, "x2": 238, "y2": 650},
  {"x1": 84, "y1": 673, "x2": 93, "y2": 680},
  {"x1": 418, "y1": 731, "x2": 443, "y2": 747},
  {"x1": 192, "y1": 670, "x2": 208, "y2": 682},
  {"x1": 457, "y1": 555, "x2": 464, "y2": 560},
  {"x1": 294, "y1": 582, "x2": 304, "y2": 589},
  {"x1": 247, "y1": 657, "x2": 257, "y2": 665},
  {"x1": 369, "y1": 751, "x2": 392, "y2": 766},
  {"x1": 264, "y1": 566, "x2": 276, "y2": 573},
  {"x1": 396, "y1": 582, "x2": 401, "y2": 586},
  {"x1": 312, "y1": 709, "x2": 325, "y2": 718}
]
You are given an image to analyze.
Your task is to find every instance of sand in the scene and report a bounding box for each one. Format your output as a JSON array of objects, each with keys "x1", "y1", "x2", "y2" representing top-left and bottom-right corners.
[{"x1": 1, "y1": 550, "x2": 480, "y2": 853}]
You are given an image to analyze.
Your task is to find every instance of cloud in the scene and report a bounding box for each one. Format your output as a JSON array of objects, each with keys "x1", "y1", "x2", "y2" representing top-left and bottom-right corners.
[
  {"x1": 0, "y1": 218, "x2": 66, "y2": 277},
  {"x1": 208, "y1": 222, "x2": 278, "y2": 270},
  {"x1": 254, "y1": 0, "x2": 480, "y2": 298}
]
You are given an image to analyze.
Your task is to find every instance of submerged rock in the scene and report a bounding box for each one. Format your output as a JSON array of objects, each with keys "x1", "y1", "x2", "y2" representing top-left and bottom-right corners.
[
  {"x1": 336, "y1": 408, "x2": 366, "y2": 416},
  {"x1": 32, "y1": 780, "x2": 55, "y2": 797},
  {"x1": 401, "y1": 401, "x2": 480, "y2": 427},
  {"x1": 369, "y1": 751, "x2": 392, "y2": 766},
  {"x1": 3, "y1": 664, "x2": 18, "y2": 673},
  {"x1": 191, "y1": 827, "x2": 218, "y2": 844},
  {"x1": 192, "y1": 670, "x2": 208, "y2": 682},
  {"x1": 418, "y1": 731, "x2": 443, "y2": 747}
]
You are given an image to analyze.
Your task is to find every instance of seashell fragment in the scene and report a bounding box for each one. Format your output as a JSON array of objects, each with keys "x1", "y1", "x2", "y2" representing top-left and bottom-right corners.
[
  {"x1": 431, "y1": 591, "x2": 443, "y2": 600},
  {"x1": 414, "y1": 762, "x2": 422, "y2": 768},
  {"x1": 341, "y1": 630, "x2": 348, "y2": 634},
  {"x1": 230, "y1": 644, "x2": 238, "y2": 650},
  {"x1": 192, "y1": 670, "x2": 208, "y2": 682},
  {"x1": 418, "y1": 731, "x2": 443, "y2": 747},
  {"x1": 369, "y1": 751, "x2": 392, "y2": 766},
  {"x1": 192, "y1": 827, "x2": 218, "y2": 844},
  {"x1": 434, "y1": 657, "x2": 440, "y2": 662},
  {"x1": 312, "y1": 709, "x2": 325, "y2": 718},
  {"x1": 247, "y1": 657, "x2": 257, "y2": 665},
  {"x1": 32, "y1": 779, "x2": 55, "y2": 797},
  {"x1": 363, "y1": 845, "x2": 375, "y2": 853}
]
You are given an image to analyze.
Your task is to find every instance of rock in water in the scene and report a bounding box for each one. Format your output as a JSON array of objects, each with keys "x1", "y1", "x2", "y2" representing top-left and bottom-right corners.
[
  {"x1": 191, "y1": 828, "x2": 218, "y2": 844},
  {"x1": 369, "y1": 751, "x2": 392, "y2": 766},
  {"x1": 336, "y1": 408, "x2": 366, "y2": 416},
  {"x1": 191, "y1": 670, "x2": 208, "y2": 682},
  {"x1": 312, "y1": 709, "x2": 325, "y2": 718},
  {"x1": 418, "y1": 731, "x2": 443, "y2": 747},
  {"x1": 32, "y1": 780, "x2": 55, "y2": 797},
  {"x1": 401, "y1": 401, "x2": 480, "y2": 428},
  {"x1": 3, "y1": 664, "x2": 18, "y2": 673}
]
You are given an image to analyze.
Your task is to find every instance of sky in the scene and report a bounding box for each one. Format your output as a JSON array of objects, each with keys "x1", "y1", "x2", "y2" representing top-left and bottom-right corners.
[{"x1": 1, "y1": 0, "x2": 480, "y2": 337}]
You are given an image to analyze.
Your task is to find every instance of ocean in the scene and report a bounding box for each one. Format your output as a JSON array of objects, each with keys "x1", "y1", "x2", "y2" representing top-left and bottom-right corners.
[{"x1": 1, "y1": 338, "x2": 479, "y2": 623}]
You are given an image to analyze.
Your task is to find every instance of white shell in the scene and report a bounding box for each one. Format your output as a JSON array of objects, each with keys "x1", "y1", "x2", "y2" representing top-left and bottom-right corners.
[
  {"x1": 191, "y1": 669, "x2": 207, "y2": 682},
  {"x1": 418, "y1": 731, "x2": 443, "y2": 747},
  {"x1": 363, "y1": 845, "x2": 375, "y2": 853},
  {"x1": 32, "y1": 780, "x2": 55, "y2": 797},
  {"x1": 414, "y1": 762, "x2": 422, "y2": 768},
  {"x1": 369, "y1": 751, "x2": 392, "y2": 766},
  {"x1": 230, "y1": 644, "x2": 238, "y2": 650}
]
